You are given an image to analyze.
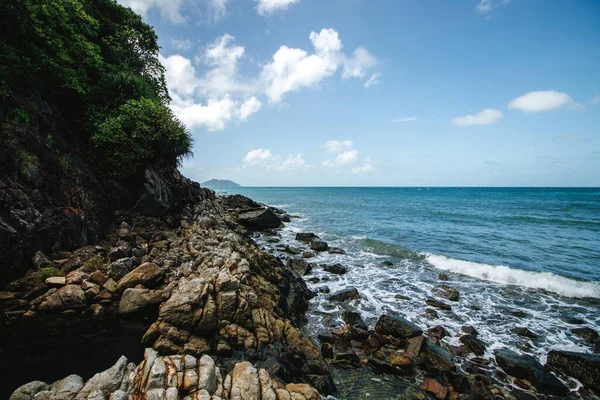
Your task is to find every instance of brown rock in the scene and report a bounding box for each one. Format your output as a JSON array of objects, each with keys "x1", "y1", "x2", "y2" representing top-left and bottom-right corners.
[
  {"x1": 390, "y1": 352, "x2": 413, "y2": 367},
  {"x1": 406, "y1": 335, "x2": 425, "y2": 358},
  {"x1": 116, "y1": 262, "x2": 164, "y2": 293},
  {"x1": 419, "y1": 378, "x2": 448, "y2": 400}
]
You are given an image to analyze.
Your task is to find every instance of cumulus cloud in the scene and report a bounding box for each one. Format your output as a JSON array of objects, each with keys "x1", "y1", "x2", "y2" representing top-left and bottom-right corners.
[
  {"x1": 261, "y1": 28, "x2": 379, "y2": 103},
  {"x1": 352, "y1": 163, "x2": 375, "y2": 174},
  {"x1": 172, "y1": 38, "x2": 193, "y2": 50},
  {"x1": 451, "y1": 108, "x2": 503, "y2": 126},
  {"x1": 118, "y1": 0, "x2": 226, "y2": 23},
  {"x1": 171, "y1": 96, "x2": 236, "y2": 131},
  {"x1": 364, "y1": 73, "x2": 381, "y2": 88},
  {"x1": 323, "y1": 150, "x2": 359, "y2": 167},
  {"x1": 508, "y1": 90, "x2": 580, "y2": 113},
  {"x1": 237, "y1": 97, "x2": 262, "y2": 121},
  {"x1": 277, "y1": 154, "x2": 305, "y2": 171},
  {"x1": 477, "y1": 0, "x2": 509, "y2": 15},
  {"x1": 320, "y1": 140, "x2": 353, "y2": 153},
  {"x1": 244, "y1": 149, "x2": 273, "y2": 165},
  {"x1": 256, "y1": 0, "x2": 299, "y2": 16},
  {"x1": 159, "y1": 54, "x2": 198, "y2": 96}
]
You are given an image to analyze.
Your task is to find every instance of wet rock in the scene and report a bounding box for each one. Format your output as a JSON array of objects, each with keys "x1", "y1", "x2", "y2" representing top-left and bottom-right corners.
[
  {"x1": 310, "y1": 240, "x2": 329, "y2": 252},
  {"x1": 280, "y1": 214, "x2": 292, "y2": 222},
  {"x1": 328, "y1": 247, "x2": 346, "y2": 255},
  {"x1": 424, "y1": 308, "x2": 439, "y2": 319},
  {"x1": 459, "y1": 334, "x2": 487, "y2": 356},
  {"x1": 494, "y1": 349, "x2": 569, "y2": 395},
  {"x1": 407, "y1": 335, "x2": 425, "y2": 358},
  {"x1": 390, "y1": 352, "x2": 413, "y2": 367},
  {"x1": 324, "y1": 263, "x2": 347, "y2": 275},
  {"x1": 426, "y1": 298, "x2": 452, "y2": 310},
  {"x1": 571, "y1": 327, "x2": 599, "y2": 344},
  {"x1": 375, "y1": 314, "x2": 423, "y2": 339},
  {"x1": 419, "y1": 378, "x2": 448, "y2": 400},
  {"x1": 237, "y1": 208, "x2": 282, "y2": 231},
  {"x1": 118, "y1": 288, "x2": 163, "y2": 315},
  {"x1": 329, "y1": 287, "x2": 360, "y2": 302},
  {"x1": 32, "y1": 251, "x2": 54, "y2": 269},
  {"x1": 461, "y1": 325, "x2": 478, "y2": 336},
  {"x1": 287, "y1": 258, "x2": 313, "y2": 276},
  {"x1": 394, "y1": 294, "x2": 410, "y2": 301},
  {"x1": 107, "y1": 258, "x2": 133, "y2": 281},
  {"x1": 423, "y1": 341, "x2": 455, "y2": 371},
  {"x1": 317, "y1": 286, "x2": 330, "y2": 294},
  {"x1": 278, "y1": 245, "x2": 301, "y2": 255},
  {"x1": 321, "y1": 343, "x2": 334, "y2": 359},
  {"x1": 427, "y1": 325, "x2": 449, "y2": 340},
  {"x1": 116, "y1": 262, "x2": 163, "y2": 293},
  {"x1": 515, "y1": 327, "x2": 538, "y2": 339},
  {"x1": 295, "y1": 232, "x2": 319, "y2": 242},
  {"x1": 382, "y1": 261, "x2": 394, "y2": 267},
  {"x1": 432, "y1": 285, "x2": 459, "y2": 301},
  {"x1": 342, "y1": 310, "x2": 369, "y2": 341},
  {"x1": 302, "y1": 251, "x2": 316, "y2": 259},
  {"x1": 438, "y1": 273, "x2": 449, "y2": 281},
  {"x1": 547, "y1": 350, "x2": 600, "y2": 392}
]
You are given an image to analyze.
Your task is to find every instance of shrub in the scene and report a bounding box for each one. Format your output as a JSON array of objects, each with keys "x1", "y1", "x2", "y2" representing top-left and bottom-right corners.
[{"x1": 9, "y1": 108, "x2": 29, "y2": 125}]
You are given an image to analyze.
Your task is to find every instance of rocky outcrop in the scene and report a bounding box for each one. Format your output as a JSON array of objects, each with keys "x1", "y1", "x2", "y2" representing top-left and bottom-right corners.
[
  {"x1": 547, "y1": 350, "x2": 600, "y2": 392},
  {"x1": 237, "y1": 209, "x2": 283, "y2": 231},
  {"x1": 10, "y1": 349, "x2": 321, "y2": 400},
  {"x1": 375, "y1": 315, "x2": 423, "y2": 339}
]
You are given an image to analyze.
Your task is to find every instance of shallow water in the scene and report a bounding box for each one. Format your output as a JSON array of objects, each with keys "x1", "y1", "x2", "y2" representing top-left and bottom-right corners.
[{"x1": 221, "y1": 187, "x2": 600, "y2": 366}]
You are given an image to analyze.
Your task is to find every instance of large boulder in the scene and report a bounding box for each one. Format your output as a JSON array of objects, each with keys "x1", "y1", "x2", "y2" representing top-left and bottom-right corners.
[
  {"x1": 324, "y1": 263, "x2": 347, "y2": 275},
  {"x1": 38, "y1": 284, "x2": 87, "y2": 312},
  {"x1": 547, "y1": 350, "x2": 600, "y2": 392},
  {"x1": 295, "y1": 233, "x2": 319, "y2": 243},
  {"x1": 494, "y1": 349, "x2": 569, "y2": 396},
  {"x1": 432, "y1": 285, "x2": 459, "y2": 302},
  {"x1": 237, "y1": 208, "x2": 282, "y2": 231},
  {"x1": 118, "y1": 288, "x2": 163, "y2": 315},
  {"x1": 375, "y1": 315, "x2": 423, "y2": 339},
  {"x1": 287, "y1": 258, "x2": 313, "y2": 276},
  {"x1": 116, "y1": 262, "x2": 164, "y2": 293},
  {"x1": 329, "y1": 287, "x2": 360, "y2": 302},
  {"x1": 310, "y1": 240, "x2": 329, "y2": 252}
]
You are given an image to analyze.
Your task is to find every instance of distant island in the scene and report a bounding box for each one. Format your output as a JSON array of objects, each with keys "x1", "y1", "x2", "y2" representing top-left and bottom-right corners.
[{"x1": 201, "y1": 179, "x2": 241, "y2": 188}]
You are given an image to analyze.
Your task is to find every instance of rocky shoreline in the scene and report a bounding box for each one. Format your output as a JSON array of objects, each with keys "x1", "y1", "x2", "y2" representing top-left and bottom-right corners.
[{"x1": 3, "y1": 184, "x2": 600, "y2": 400}]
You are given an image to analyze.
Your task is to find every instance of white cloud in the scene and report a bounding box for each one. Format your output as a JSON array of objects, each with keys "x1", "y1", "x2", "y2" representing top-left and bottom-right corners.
[
  {"x1": 159, "y1": 54, "x2": 198, "y2": 97},
  {"x1": 392, "y1": 116, "x2": 417, "y2": 122},
  {"x1": 320, "y1": 140, "x2": 353, "y2": 153},
  {"x1": 237, "y1": 97, "x2": 262, "y2": 121},
  {"x1": 364, "y1": 73, "x2": 381, "y2": 88},
  {"x1": 508, "y1": 90, "x2": 580, "y2": 113},
  {"x1": 323, "y1": 150, "x2": 359, "y2": 167},
  {"x1": 261, "y1": 28, "x2": 379, "y2": 103},
  {"x1": 277, "y1": 154, "x2": 305, "y2": 171},
  {"x1": 171, "y1": 96, "x2": 236, "y2": 131},
  {"x1": 451, "y1": 108, "x2": 503, "y2": 126},
  {"x1": 208, "y1": 0, "x2": 228, "y2": 20},
  {"x1": 172, "y1": 38, "x2": 193, "y2": 50},
  {"x1": 477, "y1": 0, "x2": 509, "y2": 15},
  {"x1": 117, "y1": 0, "x2": 227, "y2": 24},
  {"x1": 256, "y1": 0, "x2": 299, "y2": 16},
  {"x1": 244, "y1": 149, "x2": 272, "y2": 165},
  {"x1": 352, "y1": 163, "x2": 375, "y2": 174},
  {"x1": 342, "y1": 47, "x2": 378, "y2": 79}
]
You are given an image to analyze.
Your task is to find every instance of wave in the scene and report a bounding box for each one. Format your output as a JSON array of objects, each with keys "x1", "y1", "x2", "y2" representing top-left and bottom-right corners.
[
  {"x1": 360, "y1": 238, "x2": 425, "y2": 261},
  {"x1": 425, "y1": 254, "x2": 600, "y2": 299}
]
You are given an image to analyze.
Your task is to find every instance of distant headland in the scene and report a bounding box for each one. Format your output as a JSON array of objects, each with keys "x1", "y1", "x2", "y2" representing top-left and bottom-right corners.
[{"x1": 201, "y1": 179, "x2": 241, "y2": 188}]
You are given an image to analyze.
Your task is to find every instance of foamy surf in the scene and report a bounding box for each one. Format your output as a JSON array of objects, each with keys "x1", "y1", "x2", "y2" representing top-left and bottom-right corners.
[{"x1": 425, "y1": 254, "x2": 600, "y2": 299}]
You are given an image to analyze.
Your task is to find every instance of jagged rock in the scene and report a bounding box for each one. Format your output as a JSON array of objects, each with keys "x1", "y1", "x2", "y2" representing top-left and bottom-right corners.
[
  {"x1": 310, "y1": 240, "x2": 329, "y2": 252},
  {"x1": 328, "y1": 287, "x2": 360, "y2": 302},
  {"x1": 74, "y1": 356, "x2": 128, "y2": 399},
  {"x1": 382, "y1": 261, "x2": 393, "y2": 267},
  {"x1": 9, "y1": 381, "x2": 49, "y2": 400},
  {"x1": 116, "y1": 262, "x2": 164, "y2": 293},
  {"x1": 295, "y1": 233, "x2": 319, "y2": 243},
  {"x1": 494, "y1": 349, "x2": 569, "y2": 395},
  {"x1": 375, "y1": 315, "x2": 423, "y2": 339},
  {"x1": 32, "y1": 251, "x2": 54, "y2": 269},
  {"x1": 50, "y1": 374, "x2": 84, "y2": 400},
  {"x1": 118, "y1": 288, "x2": 163, "y2": 315},
  {"x1": 328, "y1": 247, "x2": 346, "y2": 254},
  {"x1": 390, "y1": 352, "x2": 413, "y2": 367},
  {"x1": 514, "y1": 327, "x2": 537, "y2": 339},
  {"x1": 427, "y1": 325, "x2": 449, "y2": 340},
  {"x1": 571, "y1": 327, "x2": 599, "y2": 344},
  {"x1": 459, "y1": 334, "x2": 487, "y2": 356},
  {"x1": 237, "y1": 209, "x2": 282, "y2": 231},
  {"x1": 423, "y1": 341, "x2": 455, "y2": 371},
  {"x1": 323, "y1": 263, "x2": 346, "y2": 275},
  {"x1": 547, "y1": 350, "x2": 600, "y2": 392},
  {"x1": 419, "y1": 378, "x2": 448, "y2": 400},
  {"x1": 38, "y1": 284, "x2": 86, "y2": 312},
  {"x1": 432, "y1": 285, "x2": 459, "y2": 301},
  {"x1": 287, "y1": 258, "x2": 313, "y2": 276},
  {"x1": 342, "y1": 310, "x2": 369, "y2": 341},
  {"x1": 107, "y1": 258, "x2": 133, "y2": 280},
  {"x1": 44, "y1": 276, "x2": 66, "y2": 287},
  {"x1": 229, "y1": 362, "x2": 260, "y2": 399},
  {"x1": 426, "y1": 298, "x2": 452, "y2": 310}
]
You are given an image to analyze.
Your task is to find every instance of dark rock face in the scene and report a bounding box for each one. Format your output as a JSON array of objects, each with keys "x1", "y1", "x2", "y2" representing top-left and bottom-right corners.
[
  {"x1": 432, "y1": 285, "x2": 459, "y2": 302},
  {"x1": 459, "y1": 334, "x2": 486, "y2": 356},
  {"x1": 329, "y1": 287, "x2": 360, "y2": 302},
  {"x1": 309, "y1": 240, "x2": 329, "y2": 252},
  {"x1": 375, "y1": 315, "x2": 423, "y2": 339},
  {"x1": 220, "y1": 194, "x2": 260, "y2": 211},
  {"x1": 287, "y1": 258, "x2": 313, "y2": 276},
  {"x1": 571, "y1": 327, "x2": 599, "y2": 344},
  {"x1": 514, "y1": 327, "x2": 537, "y2": 339},
  {"x1": 295, "y1": 233, "x2": 319, "y2": 243},
  {"x1": 423, "y1": 341, "x2": 455, "y2": 371},
  {"x1": 494, "y1": 349, "x2": 569, "y2": 395},
  {"x1": 324, "y1": 264, "x2": 347, "y2": 275},
  {"x1": 237, "y1": 208, "x2": 282, "y2": 231},
  {"x1": 547, "y1": 350, "x2": 600, "y2": 392},
  {"x1": 425, "y1": 298, "x2": 452, "y2": 310},
  {"x1": 342, "y1": 310, "x2": 369, "y2": 341}
]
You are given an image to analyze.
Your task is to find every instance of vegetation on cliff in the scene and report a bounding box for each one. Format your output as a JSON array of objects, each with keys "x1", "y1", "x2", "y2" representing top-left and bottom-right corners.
[{"x1": 0, "y1": 0, "x2": 192, "y2": 180}]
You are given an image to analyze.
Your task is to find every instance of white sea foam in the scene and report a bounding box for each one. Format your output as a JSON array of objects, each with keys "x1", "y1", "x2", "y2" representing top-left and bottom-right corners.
[{"x1": 425, "y1": 254, "x2": 600, "y2": 299}]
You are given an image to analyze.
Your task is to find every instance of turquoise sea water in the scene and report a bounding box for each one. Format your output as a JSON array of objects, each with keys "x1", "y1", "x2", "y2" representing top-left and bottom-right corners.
[{"x1": 218, "y1": 186, "x2": 600, "y2": 362}]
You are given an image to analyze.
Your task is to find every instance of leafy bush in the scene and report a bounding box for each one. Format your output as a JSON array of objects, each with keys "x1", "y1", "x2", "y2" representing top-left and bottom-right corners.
[
  {"x1": 22, "y1": 267, "x2": 64, "y2": 290},
  {"x1": 18, "y1": 150, "x2": 39, "y2": 174},
  {"x1": 81, "y1": 254, "x2": 107, "y2": 273},
  {"x1": 9, "y1": 108, "x2": 29, "y2": 125}
]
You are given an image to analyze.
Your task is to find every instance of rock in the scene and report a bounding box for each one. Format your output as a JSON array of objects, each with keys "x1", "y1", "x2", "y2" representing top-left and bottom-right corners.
[
  {"x1": 375, "y1": 315, "x2": 423, "y2": 339},
  {"x1": 390, "y1": 352, "x2": 413, "y2": 367},
  {"x1": 342, "y1": 310, "x2": 369, "y2": 341},
  {"x1": 107, "y1": 258, "x2": 133, "y2": 281},
  {"x1": 237, "y1": 208, "x2": 282, "y2": 231},
  {"x1": 406, "y1": 335, "x2": 425, "y2": 358},
  {"x1": 116, "y1": 262, "x2": 163, "y2": 293},
  {"x1": 328, "y1": 247, "x2": 346, "y2": 254},
  {"x1": 426, "y1": 298, "x2": 452, "y2": 310},
  {"x1": 198, "y1": 355, "x2": 217, "y2": 393},
  {"x1": 514, "y1": 327, "x2": 538, "y2": 339},
  {"x1": 287, "y1": 258, "x2": 313, "y2": 276},
  {"x1": 328, "y1": 287, "x2": 360, "y2": 302},
  {"x1": 32, "y1": 251, "x2": 54, "y2": 269},
  {"x1": 280, "y1": 214, "x2": 292, "y2": 223},
  {"x1": 302, "y1": 251, "x2": 316, "y2": 259},
  {"x1": 323, "y1": 263, "x2": 347, "y2": 275},
  {"x1": 427, "y1": 325, "x2": 449, "y2": 340},
  {"x1": 89, "y1": 271, "x2": 108, "y2": 285},
  {"x1": 229, "y1": 361, "x2": 260, "y2": 399},
  {"x1": 571, "y1": 327, "x2": 599, "y2": 344},
  {"x1": 382, "y1": 261, "x2": 394, "y2": 267},
  {"x1": 74, "y1": 356, "x2": 128, "y2": 399},
  {"x1": 459, "y1": 335, "x2": 487, "y2": 356},
  {"x1": 118, "y1": 288, "x2": 163, "y2": 315},
  {"x1": 461, "y1": 326, "x2": 478, "y2": 336},
  {"x1": 494, "y1": 349, "x2": 569, "y2": 395},
  {"x1": 295, "y1": 233, "x2": 319, "y2": 242},
  {"x1": 438, "y1": 273, "x2": 449, "y2": 281},
  {"x1": 423, "y1": 341, "x2": 455, "y2": 371},
  {"x1": 419, "y1": 378, "x2": 448, "y2": 400},
  {"x1": 50, "y1": 374, "x2": 84, "y2": 400},
  {"x1": 9, "y1": 381, "x2": 49, "y2": 400},
  {"x1": 321, "y1": 343, "x2": 334, "y2": 359},
  {"x1": 310, "y1": 240, "x2": 329, "y2": 252},
  {"x1": 432, "y1": 285, "x2": 459, "y2": 301},
  {"x1": 38, "y1": 284, "x2": 87, "y2": 312},
  {"x1": 547, "y1": 350, "x2": 600, "y2": 392},
  {"x1": 45, "y1": 276, "x2": 66, "y2": 287}
]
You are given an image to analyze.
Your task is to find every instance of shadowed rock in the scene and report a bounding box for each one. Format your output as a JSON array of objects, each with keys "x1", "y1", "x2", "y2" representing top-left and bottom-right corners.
[
  {"x1": 547, "y1": 350, "x2": 600, "y2": 392},
  {"x1": 375, "y1": 315, "x2": 423, "y2": 339}
]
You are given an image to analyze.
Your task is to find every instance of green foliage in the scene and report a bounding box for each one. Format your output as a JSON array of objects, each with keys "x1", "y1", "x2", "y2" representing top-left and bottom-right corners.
[
  {"x1": 9, "y1": 108, "x2": 30, "y2": 125},
  {"x1": 0, "y1": 0, "x2": 191, "y2": 181},
  {"x1": 18, "y1": 150, "x2": 39, "y2": 174},
  {"x1": 23, "y1": 267, "x2": 64, "y2": 290},
  {"x1": 81, "y1": 254, "x2": 106, "y2": 272}
]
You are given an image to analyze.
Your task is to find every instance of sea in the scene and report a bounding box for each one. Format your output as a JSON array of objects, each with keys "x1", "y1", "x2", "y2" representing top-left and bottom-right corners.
[{"x1": 217, "y1": 187, "x2": 600, "y2": 367}]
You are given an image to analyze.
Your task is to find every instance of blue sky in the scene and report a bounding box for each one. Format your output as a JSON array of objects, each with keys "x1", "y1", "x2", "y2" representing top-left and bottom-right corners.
[{"x1": 117, "y1": 0, "x2": 600, "y2": 186}]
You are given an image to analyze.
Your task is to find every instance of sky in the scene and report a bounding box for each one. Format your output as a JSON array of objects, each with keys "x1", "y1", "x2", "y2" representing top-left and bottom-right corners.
[{"x1": 116, "y1": 0, "x2": 600, "y2": 186}]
